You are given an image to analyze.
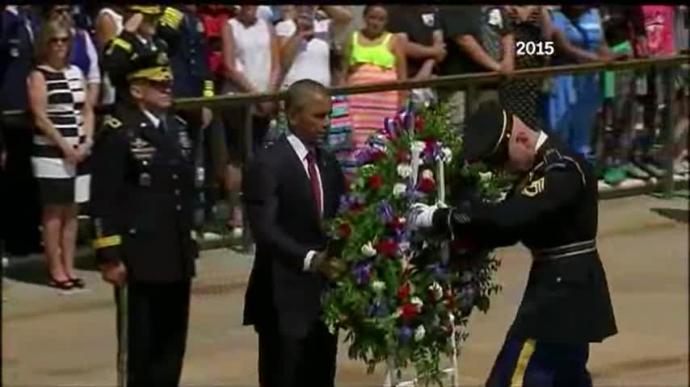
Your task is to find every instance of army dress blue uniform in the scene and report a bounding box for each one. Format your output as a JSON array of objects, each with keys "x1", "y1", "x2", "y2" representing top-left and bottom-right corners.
[
  {"x1": 102, "y1": 6, "x2": 184, "y2": 104},
  {"x1": 0, "y1": 6, "x2": 42, "y2": 255},
  {"x1": 429, "y1": 103, "x2": 617, "y2": 387},
  {"x1": 89, "y1": 68, "x2": 198, "y2": 386},
  {"x1": 169, "y1": 6, "x2": 219, "y2": 221}
]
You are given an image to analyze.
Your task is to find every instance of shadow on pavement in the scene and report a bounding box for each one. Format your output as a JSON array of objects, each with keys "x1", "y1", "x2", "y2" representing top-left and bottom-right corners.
[
  {"x1": 3, "y1": 257, "x2": 52, "y2": 288},
  {"x1": 651, "y1": 208, "x2": 689, "y2": 224}
]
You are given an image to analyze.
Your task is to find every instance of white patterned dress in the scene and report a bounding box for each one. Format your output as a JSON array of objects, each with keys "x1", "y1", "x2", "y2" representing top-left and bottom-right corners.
[{"x1": 31, "y1": 64, "x2": 90, "y2": 205}]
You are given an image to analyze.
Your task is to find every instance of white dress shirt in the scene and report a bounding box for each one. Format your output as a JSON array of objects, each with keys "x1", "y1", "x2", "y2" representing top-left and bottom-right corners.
[
  {"x1": 535, "y1": 131, "x2": 548, "y2": 152},
  {"x1": 287, "y1": 134, "x2": 324, "y2": 272},
  {"x1": 141, "y1": 109, "x2": 161, "y2": 128}
]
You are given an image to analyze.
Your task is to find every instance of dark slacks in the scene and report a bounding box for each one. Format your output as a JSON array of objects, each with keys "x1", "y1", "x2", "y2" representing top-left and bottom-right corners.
[
  {"x1": 115, "y1": 281, "x2": 191, "y2": 387},
  {"x1": 257, "y1": 320, "x2": 338, "y2": 387},
  {"x1": 486, "y1": 334, "x2": 592, "y2": 387}
]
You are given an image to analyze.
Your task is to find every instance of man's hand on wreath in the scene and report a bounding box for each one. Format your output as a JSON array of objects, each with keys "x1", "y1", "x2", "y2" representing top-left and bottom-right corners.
[{"x1": 310, "y1": 251, "x2": 346, "y2": 281}]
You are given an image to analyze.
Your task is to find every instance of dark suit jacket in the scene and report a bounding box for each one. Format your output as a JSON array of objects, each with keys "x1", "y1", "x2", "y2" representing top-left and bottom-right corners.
[{"x1": 242, "y1": 134, "x2": 346, "y2": 338}]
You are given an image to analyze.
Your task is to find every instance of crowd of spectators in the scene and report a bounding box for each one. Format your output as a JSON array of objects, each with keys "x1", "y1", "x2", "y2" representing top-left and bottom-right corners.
[{"x1": 0, "y1": 5, "x2": 688, "y2": 286}]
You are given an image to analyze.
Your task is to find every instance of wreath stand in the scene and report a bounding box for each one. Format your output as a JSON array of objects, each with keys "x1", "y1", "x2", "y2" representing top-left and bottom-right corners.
[{"x1": 382, "y1": 150, "x2": 462, "y2": 387}]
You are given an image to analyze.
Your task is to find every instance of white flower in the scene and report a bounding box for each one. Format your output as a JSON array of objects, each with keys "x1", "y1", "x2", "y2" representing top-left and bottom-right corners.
[
  {"x1": 397, "y1": 164, "x2": 412, "y2": 178},
  {"x1": 392, "y1": 183, "x2": 407, "y2": 197},
  {"x1": 398, "y1": 241, "x2": 410, "y2": 255},
  {"x1": 421, "y1": 169, "x2": 434, "y2": 181},
  {"x1": 479, "y1": 171, "x2": 494, "y2": 183},
  {"x1": 411, "y1": 141, "x2": 426, "y2": 154},
  {"x1": 401, "y1": 258, "x2": 414, "y2": 272},
  {"x1": 361, "y1": 165, "x2": 375, "y2": 174},
  {"x1": 429, "y1": 282, "x2": 443, "y2": 300},
  {"x1": 411, "y1": 297, "x2": 424, "y2": 309},
  {"x1": 442, "y1": 147, "x2": 453, "y2": 163},
  {"x1": 361, "y1": 242, "x2": 377, "y2": 257},
  {"x1": 372, "y1": 281, "x2": 386, "y2": 293},
  {"x1": 414, "y1": 325, "x2": 426, "y2": 341}
]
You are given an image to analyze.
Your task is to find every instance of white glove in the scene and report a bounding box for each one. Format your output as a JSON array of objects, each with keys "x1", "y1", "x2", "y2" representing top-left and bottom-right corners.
[{"x1": 408, "y1": 203, "x2": 437, "y2": 230}]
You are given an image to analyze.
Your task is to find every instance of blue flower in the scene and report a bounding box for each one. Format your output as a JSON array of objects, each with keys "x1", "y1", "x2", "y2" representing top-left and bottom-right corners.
[
  {"x1": 353, "y1": 261, "x2": 373, "y2": 285},
  {"x1": 428, "y1": 263, "x2": 450, "y2": 282},
  {"x1": 377, "y1": 201, "x2": 395, "y2": 223},
  {"x1": 398, "y1": 326, "x2": 413, "y2": 344},
  {"x1": 338, "y1": 195, "x2": 351, "y2": 214},
  {"x1": 354, "y1": 147, "x2": 373, "y2": 166},
  {"x1": 405, "y1": 189, "x2": 426, "y2": 202},
  {"x1": 368, "y1": 300, "x2": 390, "y2": 318}
]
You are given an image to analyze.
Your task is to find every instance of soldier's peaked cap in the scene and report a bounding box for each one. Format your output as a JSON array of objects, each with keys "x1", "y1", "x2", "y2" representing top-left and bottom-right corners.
[
  {"x1": 127, "y1": 6, "x2": 163, "y2": 16},
  {"x1": 462, "y1": 101, "x2": 513, "y2": 164},
  {"x1": 127, "y1": 51, "x2": 173, "y2": 83}
]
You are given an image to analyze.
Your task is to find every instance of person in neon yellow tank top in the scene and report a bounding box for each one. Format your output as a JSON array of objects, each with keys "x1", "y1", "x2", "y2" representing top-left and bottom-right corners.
[{"x1": 340, "y1": 5, "x2": 407, "y2": 153}]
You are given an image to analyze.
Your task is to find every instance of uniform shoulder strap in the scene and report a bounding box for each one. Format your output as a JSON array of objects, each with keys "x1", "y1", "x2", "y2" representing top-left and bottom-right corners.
[{"x1": 543, "y1": 149, "x2": 586, "y2": 187}]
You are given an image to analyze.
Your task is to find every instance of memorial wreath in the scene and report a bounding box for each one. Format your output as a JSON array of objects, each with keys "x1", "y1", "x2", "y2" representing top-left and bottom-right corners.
[{"x1": 323, "y1": 103, "x2": 510, "y2": 386}]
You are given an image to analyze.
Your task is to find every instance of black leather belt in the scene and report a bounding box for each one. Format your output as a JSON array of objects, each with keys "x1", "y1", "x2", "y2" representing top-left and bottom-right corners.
[{"x1": 531, "y1": 239, "x2": 597, "y2": 261}]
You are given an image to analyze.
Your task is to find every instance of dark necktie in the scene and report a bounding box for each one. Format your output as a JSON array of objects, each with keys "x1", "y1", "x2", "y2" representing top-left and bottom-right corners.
[
  {"x1": 158, "y1": 115, "x2": 168, "y2": 133},
  {"x1": 305, "y1": 150, "x2": 323, "y2": 217}
]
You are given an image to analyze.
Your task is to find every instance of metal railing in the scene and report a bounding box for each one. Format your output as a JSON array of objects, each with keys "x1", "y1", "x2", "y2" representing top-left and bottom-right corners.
[{"x1": 2, "y1": 54, "x2": 688, "y2": 249}]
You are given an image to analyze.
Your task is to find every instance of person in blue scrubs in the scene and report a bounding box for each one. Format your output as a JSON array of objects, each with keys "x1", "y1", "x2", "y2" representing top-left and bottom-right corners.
[{"x1": 546, "y1": 6, "x2": 616, "y2": 163}]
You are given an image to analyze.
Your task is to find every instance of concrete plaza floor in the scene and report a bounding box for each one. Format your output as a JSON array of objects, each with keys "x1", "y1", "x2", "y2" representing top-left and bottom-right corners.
[{"x1": 2, "y1": 195, "x2": 688, "y2": 387}]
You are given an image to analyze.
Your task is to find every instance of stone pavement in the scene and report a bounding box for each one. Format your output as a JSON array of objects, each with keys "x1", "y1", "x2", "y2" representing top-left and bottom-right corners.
[{"x1": 2, "y1": 195, "x2": 688, "y2": 387}]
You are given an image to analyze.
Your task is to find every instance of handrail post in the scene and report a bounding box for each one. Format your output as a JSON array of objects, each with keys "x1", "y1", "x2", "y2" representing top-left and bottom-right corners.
[
  {"x1": 661, "y1": 66, "x2": 676, "y2": 198},
  {"x1": 466, "y1": 85, "x2": 479, "y2": 117},
  {"x1": 241, "y1": 104, "x2": 254, "y2": 252}
]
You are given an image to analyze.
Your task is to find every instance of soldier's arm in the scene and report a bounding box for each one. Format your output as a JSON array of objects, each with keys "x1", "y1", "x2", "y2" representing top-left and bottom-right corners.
[
  {"x1": 434, "y1": 162, "x2": 584, "y2": 248},
  {"x1": 157, "y1": 6, "x2": 184, "y2": 57},
  {"x1": 102, "y1": 30, "x2": 138, "y2": 93},
  {"x1": 242, "y1": 155, "x2": 319, "y2": 272},
  {"x1": 90, "y1": 119, "x2": 129, "y2": 265}
]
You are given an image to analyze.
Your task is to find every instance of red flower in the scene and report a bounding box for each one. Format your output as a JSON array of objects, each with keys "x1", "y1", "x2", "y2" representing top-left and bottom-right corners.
[
  {"x1": 418, "y1": 177, "x2": 435, "y2": 193},
  {"x1": 443, "y1": 290, "x2": 456, "y2": 308},
  {"x1": 367, "y1": 174, "x2": 383, "y2": 190},
  {"x1": 371, "y1": 149, "x2": 386, "y2": 163},
  {"x1": 398, "y1": 282, "x2": 411, "y2": 301},
  {"x1": 401, "y1": 303, "x2": 419, "y2": 320},
  {"x1": 349, "y1": 202, "x2": 365, "y2": 213},
  {"x1": 396, "y1": 149, "x2": 411, "y2": 163},
  {"x1": 451, "y1": 237, "x2": 477, "y2": 253},
  {"x1": 415, "y1": 115, "x2": 425, "y2": 134},
  {"x1": 387, "y1": 217, "x2": 404, "y2": 231},
  {"x1": 337, "y1": 223, "x2": 352, "y2": 239},
  {"x1": 376, "y1": 239, "x2": 398, "y2": 257}
]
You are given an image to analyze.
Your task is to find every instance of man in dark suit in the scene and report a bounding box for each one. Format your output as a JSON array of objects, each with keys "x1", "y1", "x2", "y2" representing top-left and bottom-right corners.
[{"x1": 242, "y1": 79, "x2": 347, "y2": 387}]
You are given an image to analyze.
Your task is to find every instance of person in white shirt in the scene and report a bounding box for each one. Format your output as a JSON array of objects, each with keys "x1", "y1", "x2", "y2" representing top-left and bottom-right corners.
[
  {"x1": 275, "y1": 5, "x2": 353, "y2": 89},
  {"x1": 220, "y1": 5, "x2": 281, "y2": 237}
]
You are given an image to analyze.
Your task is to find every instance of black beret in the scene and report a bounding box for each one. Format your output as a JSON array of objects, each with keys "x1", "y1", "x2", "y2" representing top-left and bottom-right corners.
[{"x1": 462, "y1": 101, "x2": 513, "y2": 165}]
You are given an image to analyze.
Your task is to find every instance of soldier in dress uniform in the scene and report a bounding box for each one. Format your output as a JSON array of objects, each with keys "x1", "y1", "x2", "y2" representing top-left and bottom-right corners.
[
  {"x1": 103, "y1": 5, "x2": 184, "y2": 104},
  {"x1": 89, "y1": 54, "x2": 198, "y2": 387},
  {"x1": 409, "y1": 101, "x2": 617, "y2": 387}
]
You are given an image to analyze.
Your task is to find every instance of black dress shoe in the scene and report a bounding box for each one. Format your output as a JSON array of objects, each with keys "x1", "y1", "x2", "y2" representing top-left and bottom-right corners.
[
  {"x1": 68, "y1": 277, "x2": 86, "y2": 289},
  {"x1": 48, "y1": 278, "x2": 74, "y2": 290}
]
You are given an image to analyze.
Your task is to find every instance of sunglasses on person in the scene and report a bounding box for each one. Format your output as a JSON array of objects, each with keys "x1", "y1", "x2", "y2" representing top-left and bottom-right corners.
[
  {"x1": 146, "y1": 80, "x2": 173, "y2": 91},
  {"x1": 50, "y1": 36, "x2": 70, "y2": 45}
]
